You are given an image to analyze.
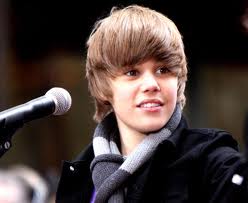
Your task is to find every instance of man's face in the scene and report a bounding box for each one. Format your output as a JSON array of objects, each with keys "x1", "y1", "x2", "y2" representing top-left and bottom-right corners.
[{"x1": 110, "y1": 59, "x2": 178, "y2": 136}]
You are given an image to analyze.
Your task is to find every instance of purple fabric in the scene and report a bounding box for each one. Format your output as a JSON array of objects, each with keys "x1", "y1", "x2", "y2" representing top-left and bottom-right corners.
[{"x1": 90, "y1": 189, "x2": 96, "y2": 203}]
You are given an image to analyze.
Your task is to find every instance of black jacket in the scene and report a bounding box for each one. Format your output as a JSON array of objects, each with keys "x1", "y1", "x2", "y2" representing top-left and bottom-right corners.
[{"x1": 56, "y1": 118, "x2": 248, "y2": 203}]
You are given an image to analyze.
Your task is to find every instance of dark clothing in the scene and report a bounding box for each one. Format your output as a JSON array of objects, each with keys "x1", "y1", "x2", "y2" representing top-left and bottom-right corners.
[{"x1": 56, "y1": 118, "x2": 248, "y2": 203}]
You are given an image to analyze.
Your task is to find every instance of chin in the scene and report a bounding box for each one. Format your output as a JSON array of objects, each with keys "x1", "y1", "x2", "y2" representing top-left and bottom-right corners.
[{"x1": 139, "y1": 122, "x2": 166, "y2": 133}]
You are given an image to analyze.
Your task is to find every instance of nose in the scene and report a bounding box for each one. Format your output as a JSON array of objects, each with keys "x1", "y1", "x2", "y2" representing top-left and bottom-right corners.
[{"x1": 140, "y1": 74, "x2": 160, "y2": 93}]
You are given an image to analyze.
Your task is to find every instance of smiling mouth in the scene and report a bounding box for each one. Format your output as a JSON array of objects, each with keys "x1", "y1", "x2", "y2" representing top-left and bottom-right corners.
[
  {"x1": 137, "y1": 99, "x2": 164, "y2": 109},
  {"x1": 139, "y1": 103, "x2": 162, "y2": 108}
]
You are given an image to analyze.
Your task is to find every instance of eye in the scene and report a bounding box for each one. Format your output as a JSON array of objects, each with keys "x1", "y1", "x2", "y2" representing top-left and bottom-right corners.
[
  {"x1": 125, "y1": 70, "x2": 139, "y2": 76},
  {"x1": 156, "y1": 67, "x2": 170, "y2": 74}
]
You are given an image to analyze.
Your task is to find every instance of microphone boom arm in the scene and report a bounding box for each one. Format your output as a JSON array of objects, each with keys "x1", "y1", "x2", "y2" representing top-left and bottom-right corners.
[{"x1": 0, "y1": 117, "x2": 23, "y2": 158}]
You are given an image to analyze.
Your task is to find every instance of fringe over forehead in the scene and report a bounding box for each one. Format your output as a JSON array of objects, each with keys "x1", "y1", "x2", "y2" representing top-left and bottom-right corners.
[{"x1": 86, "y1": 5, "x2": 186, "y2": 76}]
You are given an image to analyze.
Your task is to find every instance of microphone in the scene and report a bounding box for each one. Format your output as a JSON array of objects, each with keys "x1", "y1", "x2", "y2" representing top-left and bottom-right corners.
[{"x1": 0, "y1": 87, "x2": 72, "y2": 129}]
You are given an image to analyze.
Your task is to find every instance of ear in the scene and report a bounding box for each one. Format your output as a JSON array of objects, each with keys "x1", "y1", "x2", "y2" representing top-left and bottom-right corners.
[
  {"x1": 98, "y1": 93, "x2": 112, "y2": 106},
  {"x1": 103, "y1": 100, "x2": 111, "y2": 105},
  {"x1": 99, "y1": 88, "x2": 113, "y2": 105}
]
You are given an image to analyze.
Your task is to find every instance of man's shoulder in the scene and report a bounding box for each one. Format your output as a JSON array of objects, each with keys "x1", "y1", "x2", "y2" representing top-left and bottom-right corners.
[
  {"x1": 168, "y1": 119, "x2": 239, "y2": 155},
  {"x1": 185, "y1": 127, "x2": 235, "y2": 143},
  {"x1": 181, "y1": 127, "x2": 239, "y2": 153},
  {"x1": 172, "y1": 117, "x2": 234, "y2": 146}
]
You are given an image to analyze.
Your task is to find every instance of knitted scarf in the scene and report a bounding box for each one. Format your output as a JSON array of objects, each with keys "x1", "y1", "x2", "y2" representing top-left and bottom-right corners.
[{"x1": 90, "y1": 104, "x2": 182, "y2": 203}]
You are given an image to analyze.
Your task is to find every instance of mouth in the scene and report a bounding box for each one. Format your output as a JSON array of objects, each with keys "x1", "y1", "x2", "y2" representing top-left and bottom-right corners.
[{"x1": 137, "y1": 99, "x2": 164, "y2": 109}]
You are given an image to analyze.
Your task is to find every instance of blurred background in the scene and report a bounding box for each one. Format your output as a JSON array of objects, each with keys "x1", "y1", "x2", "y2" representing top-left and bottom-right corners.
[{"x1": 0, "y1": 0, "x2": 248, "y2": 198}]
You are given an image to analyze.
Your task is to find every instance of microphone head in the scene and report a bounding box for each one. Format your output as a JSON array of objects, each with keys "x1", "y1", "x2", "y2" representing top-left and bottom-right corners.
[{"x1": 45, "y1": 87, "x2": 72, "y2": 115}]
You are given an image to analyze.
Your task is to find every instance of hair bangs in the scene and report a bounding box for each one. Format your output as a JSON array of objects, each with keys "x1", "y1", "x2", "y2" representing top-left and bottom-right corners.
[{"x1": 98, "y1": 9, "x2": 184, "y2": 77}]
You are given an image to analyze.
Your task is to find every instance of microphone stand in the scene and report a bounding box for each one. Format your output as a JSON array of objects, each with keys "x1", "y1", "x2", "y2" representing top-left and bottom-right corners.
[{"x1": 0, "y1": 118, "x2": 23, "y2": 158}]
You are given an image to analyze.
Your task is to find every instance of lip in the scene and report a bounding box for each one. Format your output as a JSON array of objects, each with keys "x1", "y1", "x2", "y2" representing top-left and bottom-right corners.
[{"x1": 137, "y1": 99, "x2": 164, "y2": 112}]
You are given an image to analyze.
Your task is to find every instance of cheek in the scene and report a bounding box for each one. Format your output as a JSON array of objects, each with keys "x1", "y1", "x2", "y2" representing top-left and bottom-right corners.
[
  {"x1": 164, "y1": 79, "x2": 178, "y2": 102},
  {"x1": 116, "y1": 89, "x2": 130, "y2": 100},
  {"x1": 112, "y1": 84, "x2": 135, "y2": 106},
  {"x1": 172, "y1": 84, "x2": 178, "y2": 99}
]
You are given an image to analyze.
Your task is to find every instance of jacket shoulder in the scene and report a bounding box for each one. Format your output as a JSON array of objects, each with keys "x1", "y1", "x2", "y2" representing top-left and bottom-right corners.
[
  {"x1": 171, "y1": 117, "x2": 238, "y2": 150},
  {"x1": 172, "y1": 125, "x2": 240, "y2": 156},
  {"x1": 186, "y1": 127, "x2": 238, "y2": 148}
]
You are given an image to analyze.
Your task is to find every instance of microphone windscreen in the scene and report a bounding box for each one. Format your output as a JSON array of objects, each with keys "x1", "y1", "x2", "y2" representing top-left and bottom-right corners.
[{"x1": 45, "y1": 87, "x2": 72, "y2": 115}]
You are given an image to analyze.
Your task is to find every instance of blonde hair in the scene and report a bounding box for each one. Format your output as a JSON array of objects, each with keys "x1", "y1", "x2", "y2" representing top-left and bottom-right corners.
[{"x1": 86, "y1": 5, "x2": 188, "y2": 122}]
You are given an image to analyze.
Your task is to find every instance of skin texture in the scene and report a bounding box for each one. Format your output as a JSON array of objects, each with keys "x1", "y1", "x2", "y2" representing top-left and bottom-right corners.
[{"x1": 110, "y1": 59, "x2": 178, "y2": 155}]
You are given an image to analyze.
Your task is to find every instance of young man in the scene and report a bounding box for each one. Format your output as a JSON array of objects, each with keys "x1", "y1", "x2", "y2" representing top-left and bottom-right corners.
[{"x1": 56, "y1": 5, "x2": 248, "y2": 203}]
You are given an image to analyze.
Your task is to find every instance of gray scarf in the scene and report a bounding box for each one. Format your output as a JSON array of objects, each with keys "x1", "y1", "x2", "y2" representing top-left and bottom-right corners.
[{"x1": 90, "y1": 104, "x2": 182, "y2": 203}]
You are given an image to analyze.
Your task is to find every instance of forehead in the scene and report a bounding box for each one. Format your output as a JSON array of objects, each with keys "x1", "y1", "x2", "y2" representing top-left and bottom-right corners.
[{"x1": 121, "y1": 59, "x2": 166, "y2": 71}]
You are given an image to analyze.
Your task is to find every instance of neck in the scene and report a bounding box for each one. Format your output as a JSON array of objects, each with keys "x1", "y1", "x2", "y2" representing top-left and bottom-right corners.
[{"x1": 118, "y1": 126, "x2": 146, "y2": 156}]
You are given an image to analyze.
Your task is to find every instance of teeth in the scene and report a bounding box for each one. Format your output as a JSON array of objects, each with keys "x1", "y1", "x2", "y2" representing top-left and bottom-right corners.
[{"x1": 141, "y1": 103, "x2": 160, "y2": 108}]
